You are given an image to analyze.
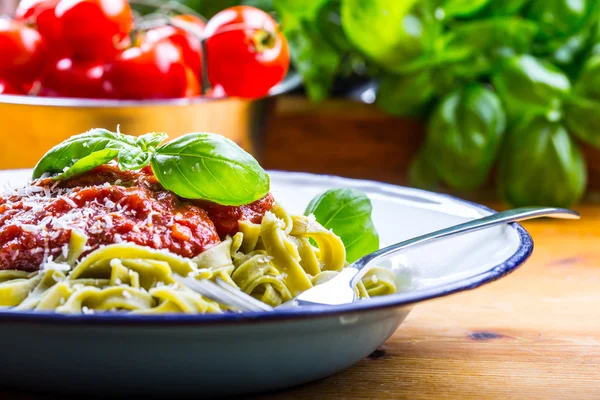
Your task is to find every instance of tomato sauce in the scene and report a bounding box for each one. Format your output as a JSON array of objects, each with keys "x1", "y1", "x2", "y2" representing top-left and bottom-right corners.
[{"x1": 0, "y1": 164, "x2": 273, "y2": 271}]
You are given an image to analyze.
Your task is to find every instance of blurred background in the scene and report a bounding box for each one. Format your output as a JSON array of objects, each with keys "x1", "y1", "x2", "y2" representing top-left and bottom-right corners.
[{"x1": 2, "y1": 0, "x2": 600, "y2": 207}]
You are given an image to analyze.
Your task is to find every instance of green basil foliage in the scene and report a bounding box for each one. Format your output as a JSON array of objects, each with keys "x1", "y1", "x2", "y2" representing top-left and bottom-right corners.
[
  {"x1": 305, "y1": 188, "x2": 379, "y2": 262},
  {"x1": 423, "y1": 84, "x2": 506, "y2": 190},
  {"x1": 442, "y1": 0, "x2": 490, "y2": 19},
  {"x1": 151, "y1": 133, "x2": 270, "y2": 206},
  {"x1": 564, "y1": 96, "x2": 600, "y2": 148},
  {"x1": 498, "y1": 116, "x2": 587, "y2": 207},
  {"x1": 171, "y1": 0, "x2": 600, "y2": 207},
  {"x1": 526, "y1": 0, "x2": 596, "y2": 40},
  {"x1": 376, "y1": 70, "x2": 436, "y2": 117},
  {"x1": 52, "y1": 148, "x2": 120, "y2": 181},
  {"x1": 341, "y1": 0, "x2": 438, "y2": 73},
  {"x1": 32, "y1": 130, "x2": 270, "y2": 206},
  {"x1": 492, "y1": 55, "x2": 571, "y2": 120},
  {"x1": 33, "y1": 129, "x2": 169, "y2": 179}
]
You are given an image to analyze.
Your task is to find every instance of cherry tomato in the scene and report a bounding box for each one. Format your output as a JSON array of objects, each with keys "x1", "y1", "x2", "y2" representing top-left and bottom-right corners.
[
  {"x1": 145, "y1": 14, "x2": 205, "y2": 82},
  {"x1": 104, "y1": 39, "x2": 197, "y2": 99},
  {"x1": 204, "y1": 6, "x2": 289, "y2": 98},
  {"x1": 55, "y1": 0, "x2": 133, "y2": 60},
  {"x1": 0, "y1": 18, "x2": 45, "y2": 85},
  {"x1": 38, "y1": 57, "x2": 111, "y2": 98},
  {"x1": 184, "y1": 65, "x2": 200, "y2": 97},
  {"x1": 15, "y1": 0, "x2": 62, "y2": 48},
  {"x1": 0, "y1": 80, "x2": 23, "y2": 95}
]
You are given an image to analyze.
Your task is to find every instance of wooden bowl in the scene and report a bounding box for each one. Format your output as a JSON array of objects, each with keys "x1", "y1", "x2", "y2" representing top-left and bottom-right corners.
[{"x1": 0, "y1": 75, "x2": 301, "y2": 169}]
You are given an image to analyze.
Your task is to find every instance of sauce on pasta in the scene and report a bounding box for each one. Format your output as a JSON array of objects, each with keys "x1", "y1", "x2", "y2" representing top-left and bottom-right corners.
[{"x1": 0, "y1": 164, "x2": 273, "y2": 271}]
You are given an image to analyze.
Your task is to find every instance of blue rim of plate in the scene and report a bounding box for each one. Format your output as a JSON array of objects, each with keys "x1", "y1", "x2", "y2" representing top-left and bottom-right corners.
[{"x1": 0, "y1": 171, "x2": 533, "y2": 326}]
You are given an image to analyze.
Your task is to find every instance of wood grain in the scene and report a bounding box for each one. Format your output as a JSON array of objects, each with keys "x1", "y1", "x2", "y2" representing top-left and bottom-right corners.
[{"x1": 253, "y1": 205, "x2": 600, "y2": 400}]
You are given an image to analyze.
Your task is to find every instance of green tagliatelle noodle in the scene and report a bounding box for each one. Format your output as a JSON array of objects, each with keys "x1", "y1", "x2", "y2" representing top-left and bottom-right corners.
[{"x1": 0, "y1": 204, "x2": 396, "y2": 314}]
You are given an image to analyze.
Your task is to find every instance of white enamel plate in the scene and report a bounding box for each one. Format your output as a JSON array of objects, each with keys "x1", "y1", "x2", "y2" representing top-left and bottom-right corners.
[{"x1": 0, "y1": 170, "x2": 532, "y2": 396}]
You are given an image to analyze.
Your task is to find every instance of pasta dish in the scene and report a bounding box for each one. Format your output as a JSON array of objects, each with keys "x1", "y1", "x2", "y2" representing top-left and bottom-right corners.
[{"x1": 0, "y1": 129, "x2": 396, "y2": 314}]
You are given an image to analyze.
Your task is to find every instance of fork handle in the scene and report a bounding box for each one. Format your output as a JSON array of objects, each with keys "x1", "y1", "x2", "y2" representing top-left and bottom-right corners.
[{"x1": 348, "y1": 207, "x2": 579, "y2": 288}]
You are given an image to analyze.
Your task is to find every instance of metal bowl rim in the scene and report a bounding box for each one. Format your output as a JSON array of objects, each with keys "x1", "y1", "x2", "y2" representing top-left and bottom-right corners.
[{"x1": 0, "y1": 73, "x2": 302, "y2": 108}]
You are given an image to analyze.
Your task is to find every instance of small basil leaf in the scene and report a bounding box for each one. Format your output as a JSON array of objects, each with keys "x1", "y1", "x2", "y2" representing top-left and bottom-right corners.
[
  {"x1": 136, "y1": 132, "x2": 168, "y2": 151},
  {"x1": 151, "y1": 133, "x2": 270, "y2": 206},
  {"x1": 376, "y1": 70, "x2": 436, "y2": 117},
  {"x1": 116, "y1": 148, "x2": 152, "y2": 171},
  {"x1": 441, "y1": 18, "x2": 538, "y2": 70},
  {"x1": 526, "y1": 0, "x2": 597, "y2": 40},
  {"x1": 273, "y1": 0, "x2": 328, "y2": 21},
  {"x1": 424, "y1": 84, "x2": 506, "y2": 191},
  {"x1": 53, "y1": 148, "x2": 120, "y2": 181},
  {"x1": 443, "y1": 0, "x2": 490, "y2": 18},
  {"x1": 408, "y1": 149, "x2": 441, "y2": 190},
  {"x1": 492, "y1": 55, "x2": 571, "y2": 120},
  {"x1": 574, "y1": 54, "x2": 600, "y2": 101},
  {"x1": 33, "y1": 128, "x2": 120, "y2": 178},
  {"x1": 341, "y1": 0, "x2": 439, "y2": 73},
  {"x1": 305, "y1": 188, "x2": 379, "y2": 263},
  {"x1": 498, "y1": 116, "x2": 587, "y2": 207},
  {"x1": 283, "y1": 18, "x2": 342, "y2": 102},
  {"x1": 478, "y1": 0, "x2": 529, "y2": 16},
  {"x1": 564, "y1": 96, "x2": 600, "y2": 148}
]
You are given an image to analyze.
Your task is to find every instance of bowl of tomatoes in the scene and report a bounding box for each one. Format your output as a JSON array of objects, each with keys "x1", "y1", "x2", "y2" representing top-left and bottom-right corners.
[{"x1": 0, "y1": 0, "x2": 297, "y2": 169}]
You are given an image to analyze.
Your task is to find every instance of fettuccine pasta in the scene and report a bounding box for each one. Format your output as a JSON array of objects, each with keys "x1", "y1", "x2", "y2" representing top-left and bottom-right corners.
[{"x1": 0, "y1": 204, "x2": 396, "y2": 314}]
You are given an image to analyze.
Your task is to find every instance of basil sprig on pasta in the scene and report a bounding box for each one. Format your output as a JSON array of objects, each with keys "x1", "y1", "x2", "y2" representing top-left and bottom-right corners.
[
  {"x1": 305, "y1": 188, "x2": 379, "y2": 262},
  {"x1": 32, "y1": 129, "x2": 270, "y2": 206}
]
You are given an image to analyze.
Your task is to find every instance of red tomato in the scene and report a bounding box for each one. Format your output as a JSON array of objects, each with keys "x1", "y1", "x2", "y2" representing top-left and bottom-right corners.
[
  {"x1": 145, "y1": 14, "x2": 205, "y2": 82},
  {"x1": 15, "y1": 0, "x2": 62, "y2": 47},
  {"x1": 204, "y1": 6, "x2": 289, "y2": 98},
  {"x1": 0, "y1": 80, "x2": 23, "y2": 95},
  {"x1": 38, "y1": 57, "x2": 111, "y2": 98},
  {"x1": 184, "y1": 65, "x2": 200, "y2": 97},
  {"x1": 0, "y1": 18, "x2": 45, "y2": 85},
  {"x1": 104, "y1": 39, "x2": 196, "y2": 99},
  {"x1": 55, "y1": 0, "x2": 133, "y2": 60}
]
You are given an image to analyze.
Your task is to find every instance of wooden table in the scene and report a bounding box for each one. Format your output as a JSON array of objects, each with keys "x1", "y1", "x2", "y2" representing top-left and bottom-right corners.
[{"x1": 249, "y1": 205, "x2": 600, "y2": 399}]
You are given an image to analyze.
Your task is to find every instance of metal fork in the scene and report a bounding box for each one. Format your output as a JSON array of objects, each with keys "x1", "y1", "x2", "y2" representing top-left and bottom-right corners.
[
  {"x1": 174, "y1": 274, "x2": 274, "y2": 312},
  {"x1": 179, "y1": 207, "x2": 579, "y2": 311}
]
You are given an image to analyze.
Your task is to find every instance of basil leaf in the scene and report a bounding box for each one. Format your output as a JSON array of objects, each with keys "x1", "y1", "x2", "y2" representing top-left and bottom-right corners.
[
  {"x1": 53, "y1": 149, "x2": 120, "y2": 181},
  {"x1": 424, "y1": 84, "x2": 506, "y2": 191},
  {"x1": 151, "y1": 133, "x2": 270, "y2": 206},
  {"x1": 136, "y1": 132, "x2": 168, "y2": 151},
  {"x1": 32, "y1": 128, "x2": 120, "y2": 178},
  {"x1": 341, "y1": 0, "x2": 439, "y2": 73},
  {"x1": 283, "y1": 17, "x2": 342, "y2": 102},
  {"x1": 574, "y1": 54, "x2": 600, "y2": 101},
  {"x1": 32, "y1": 128, "x2": 156, "y2": 179},
  {"x1": 305, "y1": 188, "x2": 379, "y2": 263},
  {"x1": 492, "y1": 55, "x2": 571, "y2": 120},
  {"x1": 564, "y1": 96, "x2": 600, "y2": 148},
  {"x1": 409, "y1": 149, "x2": 441, "y2": 190},
  {"x1": 442, "y1": 0, "x2": 490, "y2": 18},
  {"x1": 376, "y1": 70, "x2": 436, "y2": 117},
  {"x1": 526, "y1": 0, "x2": 597, "y2": 40},
  {"x1": 274, "y1": 0, "x2": 328, "y2": 21},
  {"x1": 478, "y1": 0, "x2": 529, "y2": 16},
  {"x1": 498, "y1": 116, "x2": 587, "y2": 207}
]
